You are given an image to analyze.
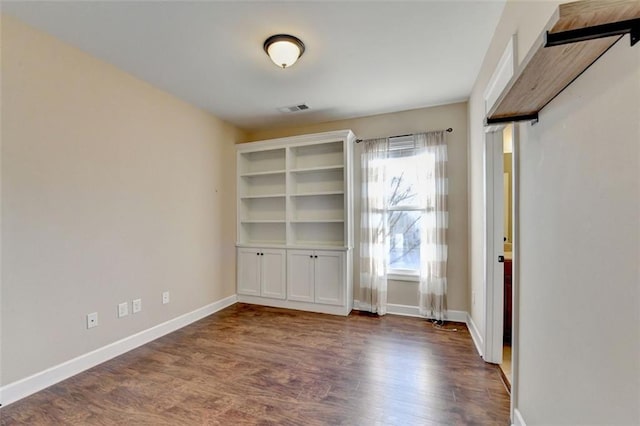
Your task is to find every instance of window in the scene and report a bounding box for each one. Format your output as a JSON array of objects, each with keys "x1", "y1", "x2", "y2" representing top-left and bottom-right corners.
[
  {"x1": 360, "y1": 130, "x2": 448, "y2": 317},
  {"x1": 383, "y1": 138, "x2": 434, "y2": 277}
]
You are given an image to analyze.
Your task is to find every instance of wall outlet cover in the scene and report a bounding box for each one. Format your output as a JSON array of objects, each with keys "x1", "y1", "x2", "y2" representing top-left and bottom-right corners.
[
  {"x1": 162, "y1": 291, "x2": 170, "y2": 305},
  {"x1": 132, "y1": 298, "x2": 142, "y2": 313},
  {"x1": 87, "y1": 312, "x2": 98, "y2": 329},
  {"x1": 118, "y1": 302, "x2": 129, "y2": 318}
]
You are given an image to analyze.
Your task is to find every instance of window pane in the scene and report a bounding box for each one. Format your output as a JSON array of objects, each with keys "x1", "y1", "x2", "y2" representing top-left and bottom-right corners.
[
  {"x1": 388, "y1": 210, "x2": 421, "y2": 271},
  {"x1": 386, "y1": 157, "x2": 419, "y2": 207}
]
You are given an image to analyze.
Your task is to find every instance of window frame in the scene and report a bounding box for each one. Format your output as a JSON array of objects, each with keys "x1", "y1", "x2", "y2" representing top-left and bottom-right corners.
[
  {"x1": 386, "y1": 206, "x2": 423, "y2": 281},
  {"x1": 383, "y1": 143, "x2": 428, "y2": 280}
]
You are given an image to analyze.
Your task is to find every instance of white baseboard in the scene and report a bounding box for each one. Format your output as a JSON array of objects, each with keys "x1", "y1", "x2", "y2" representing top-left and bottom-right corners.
[
  {"x1": 513, "y1": 408, "x2": 526, "y2": 426},
  {"x1": 387, "y1": 303, "x2": 423, "y2": 317},
  {"x1": 386, "y1": 303, "x2": 468, "y2": 323},
  {"x1": 353, "y1": 301, "x2": 467, "y2": 322},
  {"x1": 466, "y1": 312, "x2": 484, "y2": 357},
  {"x1": 238, "y1": 295, "x2": 350, "y2": 316},
  {"x1": 0, "y1": 294, "x2": 238, "y2": 407}
]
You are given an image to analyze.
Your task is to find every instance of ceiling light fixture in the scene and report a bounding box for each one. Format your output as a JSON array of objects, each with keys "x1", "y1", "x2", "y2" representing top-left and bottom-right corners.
[{"x1": 263, "y1": 34, "x2": 305, "y2": 69}]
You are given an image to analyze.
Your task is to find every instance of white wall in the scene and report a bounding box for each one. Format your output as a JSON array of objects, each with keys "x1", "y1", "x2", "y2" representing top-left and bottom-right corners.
[
  {"x1": 246, "y1": 103, "x2": 469, "y2": 313},
  {"x1": 517, "y1": 36, "x2": 639, "y2": 425},
  {"x1": 1, "y1": 15, "x2": 242, "y2": 385},
  {"x1": 469, "y1": 1, "x2": 640, "y2": 424}
]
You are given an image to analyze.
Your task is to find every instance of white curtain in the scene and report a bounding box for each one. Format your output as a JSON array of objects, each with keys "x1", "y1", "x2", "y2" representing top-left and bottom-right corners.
[
  {"x1": 359, "y1": 138, "x2": 389, "y2": 315},
  {"x1": 415, "y1": 131, "x2": 449, "y2": 320}
]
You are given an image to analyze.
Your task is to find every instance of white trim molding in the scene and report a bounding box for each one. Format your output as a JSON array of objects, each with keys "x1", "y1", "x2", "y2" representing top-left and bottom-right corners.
[
  {"x1": 513, "y1": 408, "x2": 527, "y2": 426},
  {"x1": 238, "y1": 295, "x2": 349, "y2": 316},
  {"x1": 484, "y1": 34, "x2": 517, "y2": 116},
  {"x1": 385, "y1": 303, "x2": 467, "y2": 323},
  {"x1": 0, "y1": 294, "x2": 238, "y2": 407},
  {"x1": 466, "y1": 313, "x2": 484, "y2": 358},
  {"x1": 353, "y1": 301, "x2": 472, "y2": 331}
]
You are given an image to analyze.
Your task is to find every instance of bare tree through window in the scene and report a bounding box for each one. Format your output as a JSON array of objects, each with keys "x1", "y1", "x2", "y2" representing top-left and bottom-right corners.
[{"x1": 387, "y1": 171, "x2": 422, "y2": 271}]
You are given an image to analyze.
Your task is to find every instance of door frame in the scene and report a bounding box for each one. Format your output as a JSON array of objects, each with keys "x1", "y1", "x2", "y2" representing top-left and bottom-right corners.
[
  {"x1": 510, "y1": 124, "x2": 520, "y2": 418},
  {"x1": 483, "y1": 123, "x2": 520, "y2": 419},
  {"x1": 483, "y1": 33, "x2": 519, "y2": 421}
]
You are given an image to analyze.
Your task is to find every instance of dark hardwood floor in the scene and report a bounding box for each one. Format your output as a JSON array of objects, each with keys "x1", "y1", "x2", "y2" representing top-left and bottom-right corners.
[{"x1": 1, "y1": 303, "x2": 510, "y2": 425}]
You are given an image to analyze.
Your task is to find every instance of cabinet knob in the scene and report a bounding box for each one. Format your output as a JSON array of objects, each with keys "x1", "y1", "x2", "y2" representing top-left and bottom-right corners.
[
  {"x1": 314, "y1": 255, "x2": 318, "y2": 258},
  {"x1": 260, "y1": 253, "x2": 264, "y2": 256}
]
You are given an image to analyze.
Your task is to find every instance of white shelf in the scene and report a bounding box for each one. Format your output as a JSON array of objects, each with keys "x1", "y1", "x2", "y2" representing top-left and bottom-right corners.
[
  {"x1": 290, "y1": 219, "x2": 344, "y2": 223},
  {"x1": 239, "y1": 173, "x2": 285, "y2": 198},
  {"x1": 288, "y1": 240, "x2": 345, "y2": 248},
  {"x1": 240, "y1": 220, "x2": 286, "y2": 224},
  {"x1": 239, "y1": 221, "x2": 286, "y2": 245},
  {"x1": 290, "y1": 190, "x2": 344, "y2": 197},
  {"x1": 240, "y1": 194, "x2": 286, "y2": 199},
  {"x1": 240, "y1": 170, "x2": 286, "y2": 177},
  {"x1": 240, "y1": 240, "x2": 287, "y2": 246},
  {"x1": 290, "y1": 168, "x2": 344, "y2": 194},
  {"x1": 286, "y1": 244, "x2": 350, "y2": 251},
  {"x1": 238, "y1": 148, "x2": 285, "y2": 175},
  {"x1": 290, "y1": 140, "x2": 344, "y2": 169},
  {"x1": 236, "y1": 242, "x2": 349, "y2": 250},
  {"x1": 240, "y1": 193, "x2": 285, "y2": 222},
  {"x1": 290, "y1": 165, "x2": 344, "y2": 174},
  {"x1": 237, "y1": 242, "x2": 292, "y2": 249},
  {"x1": 290, "y1": 192, "x2": 344, "y2": 222},
  {"x1": 290, "y1": 221, "x2": 344, "y2": 247}
]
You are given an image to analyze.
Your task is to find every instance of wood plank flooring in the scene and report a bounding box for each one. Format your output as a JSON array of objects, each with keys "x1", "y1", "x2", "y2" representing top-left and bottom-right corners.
[{"x1": 0, "y1": 303, "x2": 510, "y2": 425}]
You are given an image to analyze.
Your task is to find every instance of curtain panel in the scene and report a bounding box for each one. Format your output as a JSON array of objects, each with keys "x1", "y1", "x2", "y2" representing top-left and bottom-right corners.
[
  {"x1": 359, "y1": 138, "x2": 389, "y2": 315},
  {"x1": 415, "y1": 131, "x2": 449, "y2": 320}
]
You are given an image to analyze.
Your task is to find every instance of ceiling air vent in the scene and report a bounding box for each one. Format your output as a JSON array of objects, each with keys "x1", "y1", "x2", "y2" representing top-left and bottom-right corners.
[{"x1": 278, "y1": 103, "x2": 310, "y2": 113}]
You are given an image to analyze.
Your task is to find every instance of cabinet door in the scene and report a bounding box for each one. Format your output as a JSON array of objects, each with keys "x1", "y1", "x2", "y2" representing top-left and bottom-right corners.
[
  {"x1": 314, "y1": 251, "x2": 344, "y2": 306},
  {"x1": 261, "y1": 249, "x2": 286, "y2": 299},
  {"x1": 287, "y1": 250, "x2": 314, "y2": 302},
  {"x1": 237, "y1": 248, "x2": 261, "y2": 296}
]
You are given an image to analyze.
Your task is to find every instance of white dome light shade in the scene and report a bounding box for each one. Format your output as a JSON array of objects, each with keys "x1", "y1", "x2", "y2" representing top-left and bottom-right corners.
[
  {"x1": 267, "y1": 41, "x2": 300, "y2": 68},
  {"x1": 263, "y1": 34, "x2": 305, "y2": 69}
]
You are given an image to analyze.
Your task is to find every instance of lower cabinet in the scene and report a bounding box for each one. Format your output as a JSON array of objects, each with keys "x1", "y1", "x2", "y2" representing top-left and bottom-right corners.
[
  {"x1": 237, "y1": 247, "x2": 349, "y2": 314},
  {"x1": 237, "y1": 248, "x2": 286, "y2": 300},
  {"x1": 287, "y1": 250, "x2": 344, "y2": 306}
]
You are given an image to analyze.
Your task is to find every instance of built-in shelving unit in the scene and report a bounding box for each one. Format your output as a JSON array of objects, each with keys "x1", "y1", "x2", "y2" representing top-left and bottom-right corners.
[
  {"x1": 235, "y1": 130, "x2": 355, "y2": 316},
  {"x1": 237, "y1": 132, "x2": 353, "y2": 248},
  {"x1": 486, "y1": 0, "x2": 640, "y2": 124}
]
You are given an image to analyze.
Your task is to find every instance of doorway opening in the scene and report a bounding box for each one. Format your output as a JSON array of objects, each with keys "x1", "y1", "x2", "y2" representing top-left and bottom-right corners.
[
  {"x1": 500, "y1": 124, "x2": 514, "y2": 390},
  {"x1": 483, "y1": 121, "x2": 518, "y2": 411}
]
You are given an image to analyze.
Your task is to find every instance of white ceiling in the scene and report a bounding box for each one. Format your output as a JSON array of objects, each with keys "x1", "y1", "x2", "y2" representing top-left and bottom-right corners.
[{"x1": 3, "y1": 1, "x2": 506, "y2": 131}]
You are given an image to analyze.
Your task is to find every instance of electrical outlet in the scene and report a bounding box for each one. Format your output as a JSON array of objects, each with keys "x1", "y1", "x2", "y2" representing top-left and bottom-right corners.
[
  {"x1": 87, "y1": 312, "x2": 98, "y2": 329},
  {"x1": 162, "y1": 291, "x2": 170, "y2": 305},
  {"x1": 118, "y1": 302, "x2": 129, "y2": 318},
  {"x1": 472, "y1": 291, "x2": 476, "y2": 306},
  {"x1": 132, "y1": 298, "x2": 142, "y2": 313}
]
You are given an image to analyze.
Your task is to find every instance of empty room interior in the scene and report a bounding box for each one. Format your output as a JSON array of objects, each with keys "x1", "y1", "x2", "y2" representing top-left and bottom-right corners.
[{"x1": 1, "y1": 1, "x2": 639, "y2": 425}]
